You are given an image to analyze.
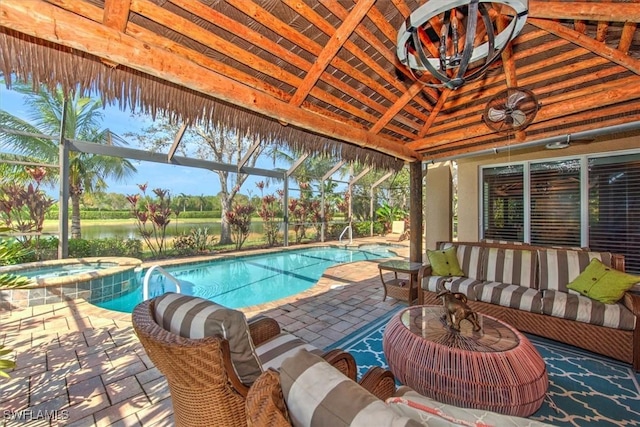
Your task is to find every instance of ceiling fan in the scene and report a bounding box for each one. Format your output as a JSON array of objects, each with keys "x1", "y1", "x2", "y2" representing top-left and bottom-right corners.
[{"x1": 483, "y1": 87, "x2": 539, "y2": 134}]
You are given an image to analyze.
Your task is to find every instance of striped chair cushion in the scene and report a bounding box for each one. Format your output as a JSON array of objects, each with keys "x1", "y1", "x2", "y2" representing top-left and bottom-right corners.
[
  {"x1": 482, "y1": 248, "x2": 537, "y2": 288},
  {"x1": 280, "y1": 349, "x2": 420, "y2": 427},
  {"x1": 153, "y1": 292, "x2": 262, "y2": 385},
  {"x1": 474, "y1": 282, "x2": 544, "y2": 313},
  {"x1": 423, "y1": 276, "x2": 482, "y2": 301},
  {"x1": 538, "y1": 249, "x2": 613, "y2": 292},
  {"x1": 256, "y1": 333, "x2": 321, "y2": 371},
  {"x1": 542, "y1": 290, "x2": 636, "y2": 330},
  {"x1": 439, "y1": 243, "x2": 484, "y2": 280}
]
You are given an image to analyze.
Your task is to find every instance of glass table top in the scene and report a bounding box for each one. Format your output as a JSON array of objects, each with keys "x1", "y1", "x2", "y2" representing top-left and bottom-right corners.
[{"x1": 399, "y1": 305, "x2": 520, "y2": 352}]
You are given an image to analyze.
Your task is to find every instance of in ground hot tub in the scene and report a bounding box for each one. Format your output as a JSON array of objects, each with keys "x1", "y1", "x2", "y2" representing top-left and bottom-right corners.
[{"x1": 0, "y1": 257, "x2": 142, "y2": 309}]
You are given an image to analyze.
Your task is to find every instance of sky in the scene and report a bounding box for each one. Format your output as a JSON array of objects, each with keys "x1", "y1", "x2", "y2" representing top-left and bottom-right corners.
[{"x1": 0, "y1": 85, "x2": 290, "y2": 198}]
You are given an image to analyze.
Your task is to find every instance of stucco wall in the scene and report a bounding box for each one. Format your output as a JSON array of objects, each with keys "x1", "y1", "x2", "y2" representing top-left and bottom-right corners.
[
  {"x1": 424, "y1": 161, "x2": 452, "y2": 250},
  {"x1": 427, "y1": 132, "x2": 640, "y2": 243}
]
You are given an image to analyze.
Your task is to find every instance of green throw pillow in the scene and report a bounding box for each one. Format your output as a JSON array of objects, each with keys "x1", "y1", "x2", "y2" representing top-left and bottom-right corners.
[
  {"x1": 567, "y1": 258, "x2": 639, "y2": 304},
  {"x1": 427, "y1": 246, "x2": 465, "y2": 276}
]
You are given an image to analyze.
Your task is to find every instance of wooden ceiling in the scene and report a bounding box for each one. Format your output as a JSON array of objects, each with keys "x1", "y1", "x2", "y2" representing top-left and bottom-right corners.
[{"x1": 1, "y1": 0, "x2": 639, "y2": 165}]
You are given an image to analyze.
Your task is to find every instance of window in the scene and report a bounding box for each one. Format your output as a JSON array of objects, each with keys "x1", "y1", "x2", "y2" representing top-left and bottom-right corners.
[
  {"x1": 481, "y1": 152, "x2": 640, "y2": 273},
  {"x1": 482, "y1": 165, "x2": 524, "y2": 242},
  {"x1": 530, "y1": 160, "x2": 581, "y2": 247},
  {"x1": 589, "y1": 154, "x2": 640, "y2": 274}
]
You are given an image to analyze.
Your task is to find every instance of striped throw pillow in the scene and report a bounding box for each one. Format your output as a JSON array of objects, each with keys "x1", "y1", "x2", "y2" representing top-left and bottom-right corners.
[
  {"x1": 153, "y1": 292, "x2": 262, "y2": 385},
  {"x1": 538, "y1": 249, "x2": 613, "y2": 292},
  {"x1": 280, "y1": 349, "x2": 420, "y2": 427},
  {"x1": 482, "y1": 247, "x2": 537, "y2": 288}
]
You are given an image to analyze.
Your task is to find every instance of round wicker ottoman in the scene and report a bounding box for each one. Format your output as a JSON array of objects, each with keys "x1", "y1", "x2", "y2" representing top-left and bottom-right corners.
[{"x1": 383, "y1": 305, "x2": 548, "y2": 417}]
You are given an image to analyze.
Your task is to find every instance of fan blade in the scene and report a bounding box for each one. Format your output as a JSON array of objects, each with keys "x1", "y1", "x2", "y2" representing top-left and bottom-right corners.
[
  {"x1": 506, "y1": 91, "x2": 528, "y2": 109},
  {"x1": 487, "y1": 107, "x2": 507, "y2": 122},
  {"x1": 511, "y1": 110, "x2": 527, "y2": 127}
]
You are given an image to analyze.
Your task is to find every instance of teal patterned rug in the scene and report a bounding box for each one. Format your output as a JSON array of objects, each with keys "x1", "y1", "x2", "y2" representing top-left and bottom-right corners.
[{"x1": 327, "y1": 307, "x2": 640, "y2": 427}]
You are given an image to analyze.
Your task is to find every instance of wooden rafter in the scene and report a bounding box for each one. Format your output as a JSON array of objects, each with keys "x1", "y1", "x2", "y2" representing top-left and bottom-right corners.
[
  {"x1": 289, "y1": 0, "x2": 375, "y2": 107},
  {"x1": 528, "y1": 1, "x2": 640, "y2": 22},
  {"x1": 0, "y1": 0, "x2": 419, "y2": 161},
  {"x1": 529, "y1": 18, "x2": 640, "y2": 75}
]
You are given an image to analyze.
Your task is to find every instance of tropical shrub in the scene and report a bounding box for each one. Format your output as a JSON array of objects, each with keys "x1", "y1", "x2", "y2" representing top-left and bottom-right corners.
[
  {"x1": 127, "y1": 184, "x2": 174, "y2": 258},
  {"x1": 255, "y1": 182, "x2": 282, "y2": 247},
  {"x1": 226, "y1": 203, "x2": 255, "y2": 250},
  {"x1": 173, "y1": 227, "x2": 217, "y2": 256},
  {"x1": 375, "y1": 203, "x2": 407, "y2": 234}
]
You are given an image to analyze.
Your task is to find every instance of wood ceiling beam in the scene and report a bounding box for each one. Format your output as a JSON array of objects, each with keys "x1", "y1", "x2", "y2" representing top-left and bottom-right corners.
[
  {"x1": 48, "y1": 0, "x2": 293, "y2": 102},
  {"x1": 103, "y1": 0, "x2": 131, "y2": 31},
  {"x1": 319, "y1": 0, "x2": 436, "y2": 120},
  {"x1": 426, "y1": 62, "x2": 625, "y2": 139},
  {"x1": 225, "y1": 0, "x2": 424, "y2": 133},
  {"x1": 529, "y1": 18, "x2": 640, "y2": 74},
  {"x1": 420, "y1": 106, "x2": 640, "y2": 160},
  {"x1": 418, "y1": 89, "x2": 452, "y2": 137},
  {"x1": 164, "y1": 0, "x2": 413, "y2": 139},
  {"x1": 279, "y1": 0, "x2": 428, "y2": 119},
  {"x1": 422, "y1": 102, "x2": 639, "y2": 154},
  {"x1": 370, "y1": 81, "x2": 424, "y2": 134},
  {"x1": 0, "y1": 0, "x2": 419, "y2": 161},
  {"x1": 528, "y1": 1, "x2": 640, "y2": 22},
  {"x1": 289, "y1": 0, "x2": 374, "y2": 107},
  {"x1": 410, "y1": 76, "x2": 640, "y2": 151},
  {"x1": 619, "y1": 22, "x2": 638, "y2": 53}
]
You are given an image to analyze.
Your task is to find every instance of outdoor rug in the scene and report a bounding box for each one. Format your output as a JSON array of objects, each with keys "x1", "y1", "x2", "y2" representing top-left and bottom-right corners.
[{"x1": 327, "y1": 306, "x2": 640, "y2": 427}]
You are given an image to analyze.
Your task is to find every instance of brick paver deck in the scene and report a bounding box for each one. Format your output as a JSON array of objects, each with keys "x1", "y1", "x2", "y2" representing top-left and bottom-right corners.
[{"x1": 0, "y1": 239, "x2": 410, "y2": 426}]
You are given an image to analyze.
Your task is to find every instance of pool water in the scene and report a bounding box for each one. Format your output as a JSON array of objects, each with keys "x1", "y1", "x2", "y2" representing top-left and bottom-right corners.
[
  {"x1": 22, "y1": 263, "x2": 113, "y2": 279},
  {"x1": 96, "y1": 245, "x2": 397, "y2": 313}
]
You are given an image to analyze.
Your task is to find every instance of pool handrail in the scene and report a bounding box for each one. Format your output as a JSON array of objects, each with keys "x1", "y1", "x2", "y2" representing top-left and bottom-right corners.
[
  {"x1": 143, "y1": 265, "x2": 182, "y2": 301},
  {"x1": 339, "y1": 225, "x2": 353, "y2": 245}
]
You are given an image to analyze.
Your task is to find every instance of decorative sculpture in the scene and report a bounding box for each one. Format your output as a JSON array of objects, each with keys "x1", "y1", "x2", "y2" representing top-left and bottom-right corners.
[{"x1": 437, "y1": 285, "x2": 481, "y2": 332}]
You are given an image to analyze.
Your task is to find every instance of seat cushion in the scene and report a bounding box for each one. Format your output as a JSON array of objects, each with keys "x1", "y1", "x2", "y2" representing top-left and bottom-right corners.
[
  {"x1": 256, "y1": 332, "x2": 321, "y2": 371},
  {"x1": 538, "y1": 249, "x2": 613, "y2": 292},
  {"x1": 153, "y1": 292, "x2": 262, "y2": 385},
  {"x1": 482, "y1": 247, "x2": 537, "y2": 289},
  {"x1": 474, "y1": 282, "x2": 543, "y2": 313},
  {"x1": 423, "y1": 276, "x2": 481, "y2": 301},
  {"x1": 279, "y1": 349, "x2": 420, "y2": 427},
  {"x1": 542, "y1": 290, "x2": 636, "y2": 330}
]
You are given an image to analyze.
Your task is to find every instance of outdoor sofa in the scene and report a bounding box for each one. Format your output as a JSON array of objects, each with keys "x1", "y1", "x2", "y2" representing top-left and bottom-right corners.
[{"x1": 417, "y1": 240, "x2": 640, "y2": 371}]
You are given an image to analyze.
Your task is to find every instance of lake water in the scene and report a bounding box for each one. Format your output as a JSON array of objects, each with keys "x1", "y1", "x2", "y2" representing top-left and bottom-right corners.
[{"x1": 42, "y1": 220, "x2": 266, "y2": 240}]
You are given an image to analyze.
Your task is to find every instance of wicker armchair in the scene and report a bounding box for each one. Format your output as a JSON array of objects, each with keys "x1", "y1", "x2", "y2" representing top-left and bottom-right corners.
[{"x1": 132, "y1": 298, "x2": 356, "y2": 427}]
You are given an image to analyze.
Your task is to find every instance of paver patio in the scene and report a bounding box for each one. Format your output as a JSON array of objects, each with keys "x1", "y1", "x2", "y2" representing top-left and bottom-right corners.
[{"x1": 0, "y1": 239, "x2": 409, "y2": 426}]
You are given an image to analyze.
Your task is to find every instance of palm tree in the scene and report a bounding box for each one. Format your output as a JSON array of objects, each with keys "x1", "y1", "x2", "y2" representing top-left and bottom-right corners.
[{"x1": 0, "y1": 83, "x2": 136, "y2": 238}]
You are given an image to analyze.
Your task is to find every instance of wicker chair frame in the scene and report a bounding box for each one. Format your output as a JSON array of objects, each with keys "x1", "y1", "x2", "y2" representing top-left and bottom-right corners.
[{"x1": 132, "y1": 298, "x2": 357, "y2": 427}]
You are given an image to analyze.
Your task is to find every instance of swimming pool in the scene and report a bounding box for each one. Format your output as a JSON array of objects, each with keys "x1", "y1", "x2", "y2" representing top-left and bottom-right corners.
[{"x1": 96, "y1": 245, "x2": 398, "y2": 313}]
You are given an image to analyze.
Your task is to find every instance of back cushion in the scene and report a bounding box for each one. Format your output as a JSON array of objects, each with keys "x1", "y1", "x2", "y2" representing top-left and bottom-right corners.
[
  {"x1": 482, "y1": 247, "x2": 537, "y2": 288},
  {"x1": 538, "y1": 249, "x2": 613, "y2": 292},
  {"x1": 439, "y1": 243, "x2": 484, "y2": 280},
  {"x1": 280, "y1": 349, "x2": 419, "y2": 427},
  {"x1": 154, "y1": 292, "x2": 262, "y2": 385}
]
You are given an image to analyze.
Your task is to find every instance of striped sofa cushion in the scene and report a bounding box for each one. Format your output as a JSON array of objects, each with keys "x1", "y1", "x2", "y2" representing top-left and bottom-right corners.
[
  {"x1": 542, "y1": 290, "x2": 636, "y2": 330},
  {"x1": 280, "y1": 349, "x2": 420, "y2": 427},
  {"x1": 482, "y1": 247, "x2": 537, "y2": 288},
  {"x1": 256, "y1": 333, "x2": 321, "y2": 371},
  {"x1": 474, "y1": 282, "x2": 544, "y2": 313},
  {"x1": 423, "y1": 276, "x2": 482, "y2": 301},
  {"x1": 438, "y1": 243, "x2": 484, "y2": 280},
  {"x1": 153, "y1": 292, "x2": 262, "y2": 385},
  {"x1": 538, "y1": 249, "x2": 613, "y2": 292}
]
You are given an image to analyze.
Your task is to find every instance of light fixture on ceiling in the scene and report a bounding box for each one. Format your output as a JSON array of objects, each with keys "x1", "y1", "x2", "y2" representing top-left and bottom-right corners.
[
  {"x1": 545, "y1": 135, "x2": 571, "y2": 150},
  {"x1": 396, "y1": 0, "x2": 529, "y2": 90}
]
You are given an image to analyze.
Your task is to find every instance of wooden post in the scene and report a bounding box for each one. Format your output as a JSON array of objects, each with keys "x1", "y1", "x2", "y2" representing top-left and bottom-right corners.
[{"x1": 409, "y1": 161, "x2": 423, "y2": 264}]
